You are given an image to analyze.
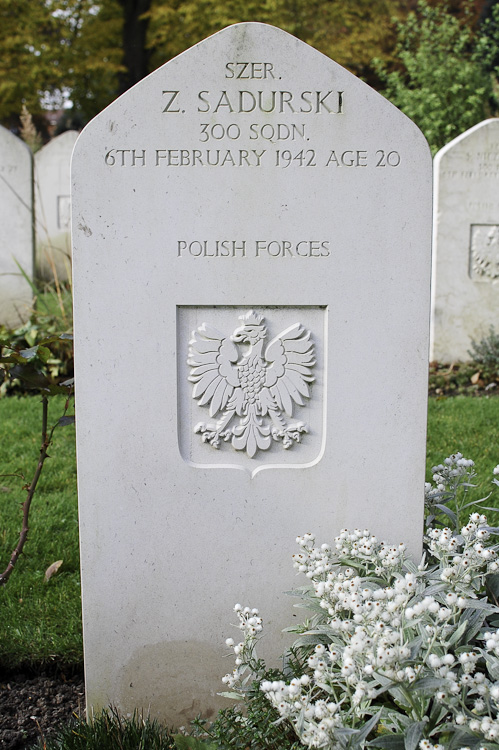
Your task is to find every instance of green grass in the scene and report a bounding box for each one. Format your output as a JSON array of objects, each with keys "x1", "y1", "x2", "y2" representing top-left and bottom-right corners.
[
  {"x1": 36, "y1": 708, "x2": 178, "y2": 750},
  {"x1": 0, "y1": 394, "x2": 80, "y2": 668},
  {"x1": 1, "y1": 392, "x2": 499, "y2": 670},
  {"x1": 426, "y1": 395, "x2": 499, "y2": 524}
]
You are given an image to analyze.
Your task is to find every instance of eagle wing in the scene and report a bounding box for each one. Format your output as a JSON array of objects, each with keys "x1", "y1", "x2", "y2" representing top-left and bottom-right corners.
[
  {"x1": 187, "y1": 324, "x2": 240, "y2": 417},
  {"x1": 263, "y1": 323, "x2": 315, "y2": 416}
]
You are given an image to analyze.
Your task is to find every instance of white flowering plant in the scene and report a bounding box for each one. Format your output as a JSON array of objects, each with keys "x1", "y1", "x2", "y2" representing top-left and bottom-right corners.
[{"x1": 221, "y1": 455, "x2": 499, "y2": 750}]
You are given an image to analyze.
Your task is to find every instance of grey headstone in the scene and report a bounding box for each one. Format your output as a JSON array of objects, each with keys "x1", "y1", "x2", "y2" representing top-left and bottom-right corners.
[
  {"x1": 35, "y1": 130, "x2": 79, "y2": 282},
  {"x1": 72, "y1": 23, "x2": 432, "y2": 726},
  {"x1": 431, "y1": 119, "x2": 499, "y2": 362},
  {"x1": 0, "y1": 126, "x2": 33, "y2": 328}
]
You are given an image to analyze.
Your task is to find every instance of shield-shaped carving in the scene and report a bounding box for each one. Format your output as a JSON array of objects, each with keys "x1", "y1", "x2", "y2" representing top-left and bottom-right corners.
[
  {"x1": 177, "y1": 306, "x2": 326, "y2": 477},
  {"x1": 470, "y1": 224, "x2": 499, "y2": 281}
]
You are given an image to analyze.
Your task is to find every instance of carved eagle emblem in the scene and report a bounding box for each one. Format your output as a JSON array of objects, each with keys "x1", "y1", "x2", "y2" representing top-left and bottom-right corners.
[{"x1": 187, "y1": 310, "x2": 315, "y2": 458}]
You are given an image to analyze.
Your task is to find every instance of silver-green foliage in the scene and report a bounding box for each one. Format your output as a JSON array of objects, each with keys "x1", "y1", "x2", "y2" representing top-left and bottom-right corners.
[
  {"x1": 468, "y1": 326, "x2": 499, "y2": 373},
  {"x1": 375, "y1": 1, "x2": 498, "y2": 155},
  {"x1": 223, "y1": 456, "x2": 499, "y2": 749}
]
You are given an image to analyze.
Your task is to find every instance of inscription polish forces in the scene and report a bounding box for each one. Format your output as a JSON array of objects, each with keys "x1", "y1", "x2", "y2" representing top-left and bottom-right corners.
[{"x1": 177, "y1": 240, "x2": 331, "y2": 258}]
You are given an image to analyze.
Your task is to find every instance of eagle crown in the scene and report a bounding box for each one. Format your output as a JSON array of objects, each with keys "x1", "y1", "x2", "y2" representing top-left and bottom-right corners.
[{"x1": 231, "y1": 310, "x2": 267, "y2": 347}]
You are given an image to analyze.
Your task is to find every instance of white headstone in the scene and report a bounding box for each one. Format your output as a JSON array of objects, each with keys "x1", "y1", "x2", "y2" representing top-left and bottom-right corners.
[
  {"x1": 35, "y1": 131, "x2": 78, "y2": 282},
  {"x1": 72, "y1": 23, "x2": 432, "y2": 726},
  {"x1": 431, "y1": 119, "x2": 499, "y2": 362},
  {"x1": 0, "y1": 126, "x2": 33, "y2": 328}
]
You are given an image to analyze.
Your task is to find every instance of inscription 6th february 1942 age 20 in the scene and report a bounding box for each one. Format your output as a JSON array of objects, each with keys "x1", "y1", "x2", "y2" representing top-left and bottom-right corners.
[{"x1": 187, "y1": 310, "x2": 315, "y2": 458}]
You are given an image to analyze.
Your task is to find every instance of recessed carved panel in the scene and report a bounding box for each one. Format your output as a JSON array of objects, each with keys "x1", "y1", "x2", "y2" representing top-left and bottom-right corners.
[
  {"x1": 470, "y1": 224, "x2": 499, "y2": 281},
  {"x1": 188, "y1": 309, "x2": 315, "y2": 457},
  {"x1": 178, "y1": 306, "x2": 326, "y2": 475}
]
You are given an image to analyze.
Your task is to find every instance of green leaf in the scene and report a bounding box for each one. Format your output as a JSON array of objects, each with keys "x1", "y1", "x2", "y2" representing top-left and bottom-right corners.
[
  {"x1": 404, "y1": 721, "x2": 425, "y2": 750},
  {"x1": 411, "y1": 676, "x2": 447, "y2": 691},
  {"x1": 217, "y1": 691, "x2": 243, "y2": 700},
  {"x1": 10, "y1": 364, "x2": 50, "y2": 390},
  {"x1": 461, "y1": 598, "x2": 498, "y2": 612},
  {"x1": 292, "y1": 634, "x2": 330, "y2": 647},
  {"x1": 462, "y1": 606, "x2": 488, "y2": 643},
  {"x1": 484, "y1": 653, "x2": 499, "y2": 680},
  {"x1": 487, "y1": 573, "x2": 499, "y2": 600},
  {"x1": 435, "y1": 503, "x2": 457, "y2": 523},
  {"x1": 356, "y1": 711, "x2": 382, "y2": 745},
  {"x1": 19, "y1": 346, "x2": 39, "y2": 360},
  {"x1": 173, "y1": 736, "x2": 219, "y2": 750},
  {"x1": 368, "y1": 734, "x2": 405, "y2": 749},
  {"x1": 447, "y1": 619, "x2": 468, "y2": 646},
  {"x1": 36, "y1": 346, "x2": 51, "y2": 363}
]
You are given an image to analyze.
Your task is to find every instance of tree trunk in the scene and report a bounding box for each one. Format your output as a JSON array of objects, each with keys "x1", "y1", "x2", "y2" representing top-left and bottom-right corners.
[{"x1": 117, "y1": 0, "x2": 152, "y2": 94}]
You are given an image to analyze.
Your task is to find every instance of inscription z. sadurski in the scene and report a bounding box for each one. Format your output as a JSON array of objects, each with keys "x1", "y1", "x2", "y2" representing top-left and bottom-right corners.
[{"x1": 188, "y1": 310, "x2": 315, "y2": 458}]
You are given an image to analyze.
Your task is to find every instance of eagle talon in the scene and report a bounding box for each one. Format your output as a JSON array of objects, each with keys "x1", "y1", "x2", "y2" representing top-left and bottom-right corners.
[{"x1": 194, "y1": 424, "x2": 222, "y2": 448}]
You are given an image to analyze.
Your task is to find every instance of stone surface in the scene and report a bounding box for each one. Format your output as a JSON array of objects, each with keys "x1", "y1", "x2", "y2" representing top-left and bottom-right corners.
[
  {"x1": 72, "y1": 23, "x2": 432, "y2": 727},
  {"x1": 35, "y1": 131, "x2": 78, "y2": 282},
  {"x1": 0, "y1": 126, "x2": 33, "y2": 328},
  {"x1": 431, "y1": 119, "x2": 499, "y2": 362}
]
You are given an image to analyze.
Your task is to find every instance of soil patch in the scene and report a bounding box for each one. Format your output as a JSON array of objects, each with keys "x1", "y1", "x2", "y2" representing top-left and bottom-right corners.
[
  {"x1": 0, "y1": 668, "x2": 84, "y2": 749},
  {"x1": 429, "y1": 361, "x2": 499, "y2": 397}
]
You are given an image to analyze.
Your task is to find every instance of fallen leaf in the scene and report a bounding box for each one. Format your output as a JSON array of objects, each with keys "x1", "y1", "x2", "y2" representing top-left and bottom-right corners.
[
  {"x1": 471, "y1": 371, "x2": 481, "y2": 384},
  {"x1": 45, "y1": 560, "x2": 63, "y2": 581}
]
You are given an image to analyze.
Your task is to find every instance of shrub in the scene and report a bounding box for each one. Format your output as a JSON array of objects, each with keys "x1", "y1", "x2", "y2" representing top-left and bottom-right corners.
[
  {"x1": 468, "y1": 326, "x2": 499, "y2": 375},
  {"x1": 36, "y1": 707, "x2": 177, "y2": 750},
  {"x1": 221, "y1": 454, "x2": 499, "y2": 749},
  {"x1": 374, "y1": 0, "x2": 497, "y2": 155}
]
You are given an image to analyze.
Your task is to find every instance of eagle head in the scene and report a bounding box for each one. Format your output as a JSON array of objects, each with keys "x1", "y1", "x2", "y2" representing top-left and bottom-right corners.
[{"x1": 231, "y1": 310, "x2": 267, "y2": 345}]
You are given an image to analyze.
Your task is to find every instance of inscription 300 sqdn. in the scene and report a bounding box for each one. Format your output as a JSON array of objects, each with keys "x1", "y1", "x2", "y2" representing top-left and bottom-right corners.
[{"x1": 187, "y1": 310, "x2": 315, "y2": 458}]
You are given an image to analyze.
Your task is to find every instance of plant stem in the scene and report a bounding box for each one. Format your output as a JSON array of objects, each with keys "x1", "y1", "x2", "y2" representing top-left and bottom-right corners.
[{"x1": 0, "y1": 395, "x2": 57, "y2": 586}]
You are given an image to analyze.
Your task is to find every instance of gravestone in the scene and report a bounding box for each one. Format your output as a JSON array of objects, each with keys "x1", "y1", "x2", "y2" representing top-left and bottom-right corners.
[
  {"x1": 72, "y1": 23, "x2": 432, "y2": 726},
  {"x1": 431, "y1": 118, "x2": 499, "y2": 362},
  {"x1": 35, "y1": 130, "x2": 78, "y2": 282},
  {"x1": 0, "y1": 126, "x2": 33, "y2": 328}
]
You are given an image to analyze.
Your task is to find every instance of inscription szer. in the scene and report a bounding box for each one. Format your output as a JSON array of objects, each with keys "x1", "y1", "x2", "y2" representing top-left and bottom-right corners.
[{"x1": 225, "y1": 62, "x2": 276, "y2": 79}]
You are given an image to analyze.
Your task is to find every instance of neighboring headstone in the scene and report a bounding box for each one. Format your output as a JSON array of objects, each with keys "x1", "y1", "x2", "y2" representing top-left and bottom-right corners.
[
  {"x1": 72, "y1": 23, "x2": 432, "y2": 726},
  {"x1": 35, "y1": 131, "x2": 78, "y2": 282},
  {"x1": 0, "y1": 126, "x2": 33, "y2": 328},
  {"x1": 431, "y1": 118, "x2": 499, "y2": 362}
]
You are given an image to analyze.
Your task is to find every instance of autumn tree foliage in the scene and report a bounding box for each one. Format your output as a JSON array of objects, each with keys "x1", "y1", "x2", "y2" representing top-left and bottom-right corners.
[
  {"x1": 0, "y1": 0, "x2": 123, "y2": 126},
  {"x1": 0, "y1": 0, "x2": 497, "y2": 149},
  {"x1": 375, "y1": 0, "x2": 499, "y2": 154}
]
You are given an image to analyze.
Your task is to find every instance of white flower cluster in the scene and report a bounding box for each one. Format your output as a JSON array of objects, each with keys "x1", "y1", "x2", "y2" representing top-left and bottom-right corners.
[
  {"x1": 424, "y1": 452, "x2": 475, "y2": 504},
  {"x1": 269, "y1": 521, "x2": 499, "y2": 747},
  {"x1": 428, "y1": 452, "x2": 475, "y2": 488},
  {"x1": 260, "y1": 673, "x2": 343, "y2": 748},
  {"x1": 427, "y1": 514, "x2": 499, "y2": 596},
  {"x1": 293, "y1": 529, "x2": 406, "y2": 584},
  {"x1": 221, "y1": 603, "x2": 263, "y2": 689},
  {"x1": 220, "y1": 453, "x2": 499, "y2": 748},
  {"x1": 224, "y1": 513, "x2": 499, "y2": 748}
]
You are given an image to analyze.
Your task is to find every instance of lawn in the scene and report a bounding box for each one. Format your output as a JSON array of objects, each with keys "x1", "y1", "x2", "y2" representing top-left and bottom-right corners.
[
  {"x1": 0, "y1": 394, "x2": 80, "y2": 668},
  {"x1": 0, "y1": 392, "x2": 499, "y2": 669}
]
